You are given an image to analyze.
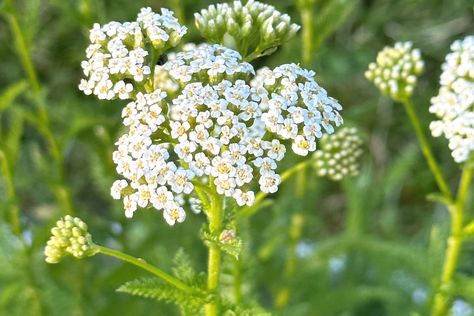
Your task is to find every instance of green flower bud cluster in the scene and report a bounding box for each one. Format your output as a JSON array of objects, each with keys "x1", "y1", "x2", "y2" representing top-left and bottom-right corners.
[
  {"x1": 194, "y1": 0, "x2": 300, "y2": 58},
  {"x1": 313, "y1": 127, "x2": 363, "y2": 181},
  {"x1": 365, "y1": 42, "x2": 424, "y2": 101},
  {"x1": 44, "y1": 216, "x2": 97, "y2": 264}
]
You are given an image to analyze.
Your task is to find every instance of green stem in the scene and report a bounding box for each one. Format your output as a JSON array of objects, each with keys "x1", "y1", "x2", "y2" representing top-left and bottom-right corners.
[
  {"x1": 0, "y1": 149, "x2": 21, "y2": 235},
  {"x1": 4, "y1": 9, "x2": 41, "y2": 94},
  {"x1": 300, "y1": 5, "x2": 314, "y2": 67},
  {"x1": 431, "y1": 166, "x2": 473, "y2": 316},
  {"x1": 239, "y1": 159, "x2": 312, "y2": 218},
  {"x1": 402, "y1": 98, "x2": 452, "y2": 200},
  {"x1": 232, "y1": 257, "x2": 242, "y2": 304},
  {"x1": 205, "y1": 179, "x2": 223, "y2": 316},
  {"x1": 95, "y1": 245, "x2": 195, "y2": 294},
  {"x1": 274, "y1": 213, "x2": 303, "y2": 309},
  {"x1": 343, "y1": 178, "x2": 364, "y2": 237},
  {"x1": 4, "y1": 6, "x2": 73, "y2": 214}
]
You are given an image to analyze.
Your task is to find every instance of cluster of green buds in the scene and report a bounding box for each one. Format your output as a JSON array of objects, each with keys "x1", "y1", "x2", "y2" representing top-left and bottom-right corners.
[
  {"x1": 44, "y1": 216, "x2": 97, "y2": 264},
  {"x1": 194, "y1": 0, "x2": 300, "y2": 59},
  {"x1": 313, "y1": 127, "x2": 363, "y2": 181},
  {"x1": 365, "y1": 42, "x2": 424, "y2": 101}
]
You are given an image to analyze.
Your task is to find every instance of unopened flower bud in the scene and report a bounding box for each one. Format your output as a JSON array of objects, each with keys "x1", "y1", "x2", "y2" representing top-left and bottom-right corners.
[
  {"x1": 194, "y1": 1, "x2": 299, "y2": 58},
  {"x1": 313, "y1": 127, "x2": 363, "y2": 181},
  {"x1": 365, "y1": 42, "x2": 424, "y2": 101},
  {"x1": 219, "y1": 229, "x2": 237, "y2": 244},
  {"x1": 45, "y1": 216, "x2": 97, "y2": 264}
]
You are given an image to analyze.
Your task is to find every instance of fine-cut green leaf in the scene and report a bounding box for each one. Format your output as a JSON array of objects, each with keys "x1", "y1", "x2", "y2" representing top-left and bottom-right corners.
[
  {"x1": 117, "y1": 277, "x2": 206, "y2": 314},
  {"x1": 0, "y1": 81, "x2": 27, "y2": 112}
]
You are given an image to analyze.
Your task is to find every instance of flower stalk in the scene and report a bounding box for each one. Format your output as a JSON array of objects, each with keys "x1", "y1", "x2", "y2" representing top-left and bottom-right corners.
[
  {"x1": 401, "y1": 98, "x2": 452, "y2": 200},
  {"x1": 205, "y1": 178, "x2": 224, "y2": 316},
  {"x1": 239, "y1": 159, "x2": 312, "y2": 218},
  {"x1": 432, "y1": 165, "x2": 473, "y2": 316},
  {"x1": 95, "y1": 245, "x2": 195, "y2": 294}
]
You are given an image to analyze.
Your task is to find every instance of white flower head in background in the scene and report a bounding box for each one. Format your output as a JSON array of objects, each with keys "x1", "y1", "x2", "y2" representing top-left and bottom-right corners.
[
  {"x1": 429, "y1": 36, "x2": 474, "y2": 163},
  {"x1": 365, "y1": 42, "x2": 424, "y2": 101},
  {"x1": 313, "y1": 127, "x2": 363, "y2": 181}
]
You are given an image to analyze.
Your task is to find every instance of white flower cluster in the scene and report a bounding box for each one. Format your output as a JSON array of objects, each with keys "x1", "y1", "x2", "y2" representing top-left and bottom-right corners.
[
  {"x1": 111, "y1": 89, "x2": 189, "y2": 225},
  {"x1": 252, "y1": 63, "x2": 343, "y2": 156},
  {"x1": 313, "y1": 127, "x2": 363, "y2": 181},
  {"x1": 79, "y1": 8, "x2": 344, "y2": 225},
  {"x1": 365, "y1": 42, "x2": 424, "y2": 100},
  {"x1": 163, "y1": 43, "x2": 254, "y2": 86},
  {"x1": 45, "y1": 216, "x2": 96, "y2": 264},
  {"x1": 79, "y1": 7, "x2": 186, "y2": 100},
  {"x1": 195, "y1": 0, "x2": 300, "y2": 58},
  {"x1": 429, "y1": 36, "x2": 474, "y2": 163},
  {"x1": 170, "y1": 80, "x2": 286, "y2": 206}
]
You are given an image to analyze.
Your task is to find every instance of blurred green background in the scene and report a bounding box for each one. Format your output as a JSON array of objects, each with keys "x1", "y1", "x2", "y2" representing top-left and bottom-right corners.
[{"x1": 0, "y1": 0, "x2": 473, "y2": 315}]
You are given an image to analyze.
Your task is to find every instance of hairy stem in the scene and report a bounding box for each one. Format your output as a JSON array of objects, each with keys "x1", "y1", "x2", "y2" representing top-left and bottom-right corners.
[
  {"x1": 402, "y1": 98, "x2": 452, "y2": 200},
  {"x1": 205, "y1": 179, "x2": 223, "y2": 316},
  {"x1": 95, "y1": 245, "x2": 195, "y2": 294},
  {"x1": 432, "y1": 166, "x2": 473, "y2": 315}
]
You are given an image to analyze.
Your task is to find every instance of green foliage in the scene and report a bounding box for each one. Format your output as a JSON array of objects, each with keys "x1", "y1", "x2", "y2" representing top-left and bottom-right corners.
[
  {"x1": 0, "y1": 81, "x2": 27, "y2": 112},
  {"x1": 117, "y1": 249, "x2": 208, "y2": 314},
  {"x1": 0, "y1": 0, "x2": 473, "y2": 315},
  {"x1": 201, "y1": 224, "x2": 242, "y2": 260},
  {"x1": 117, "y1": 277, "x2": 206, "y2": 315}
]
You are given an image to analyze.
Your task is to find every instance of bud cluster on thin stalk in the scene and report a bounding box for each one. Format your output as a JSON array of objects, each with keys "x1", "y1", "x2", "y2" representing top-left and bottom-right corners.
[
  {"x1": 44, "y1": 216, "x2": 97, "y2": 264},
  {"x1": 429, "y1": 35, "x2": 474, "y2": 163},
  {"x1": 365, "y1": 42, "x2": 424, "y2": 101},
  {"x1": 76, "y1": 6, "x2": 343, "y2": 227},
  {"x1": 313, "y1": 127, "x2": 363, "y2": 181},
  {"x1": 194, "y1": 0, "x2": 300, "y2": 58}
]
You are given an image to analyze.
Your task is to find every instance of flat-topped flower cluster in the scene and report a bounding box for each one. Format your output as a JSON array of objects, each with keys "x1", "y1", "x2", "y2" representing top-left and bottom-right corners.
[
  {"x1": 80, "y1": 6, "x2": 344, "y2": 225},
  {"x1": 79, "y1": 7, "x2": 186, "y2": 100},
  {"x1": 429, "y1": 36, "x2": 474, "y2": 163}
]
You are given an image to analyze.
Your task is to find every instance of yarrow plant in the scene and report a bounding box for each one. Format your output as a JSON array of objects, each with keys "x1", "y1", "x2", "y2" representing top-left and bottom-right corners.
[
  {"x1": 429, "y1": 36, "x2": 474, "y2": 163},
  {"x1": 367, "y1": 38, "x2": 474, "y2": 316},
  {"x1": 45, "y1": 2, "x2": 348, "y2": 315}
]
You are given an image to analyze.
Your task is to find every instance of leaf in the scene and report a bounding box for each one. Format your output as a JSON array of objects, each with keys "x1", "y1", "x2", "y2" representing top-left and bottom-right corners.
[
  {"x1": 0, "y1": 81, "x2": 27, "y2": 112},
  {"x1": 312, "y1": 0, "x2": 358, "y2": 53},
  {"x1": 222, "y1": 305, "x2": 272, "y2": 316},
  {"x1": 426, "y1": 192, "x2": 452, "y2": 206},
  {"x1": 0, "y1": 224, "x2": 42, "y2": 316},
  {"x1": 117, "y1": 277, "x2": 206, "y2": 314},
  {"x1": 172, "y1": 248, "x2": 203, "y2": 285},
  {"x1": 3, "y1": 108, "x2": 24, "y2": 164},
  {"x1": 453, "y1": 274, "x2": 474, "y2": 302},
  {"x1": 201, "y1": 225, "x2": 242, "y2": 260},
  {"x1": 464, "y1": 220, "x2": 474, "y2": 237}
]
